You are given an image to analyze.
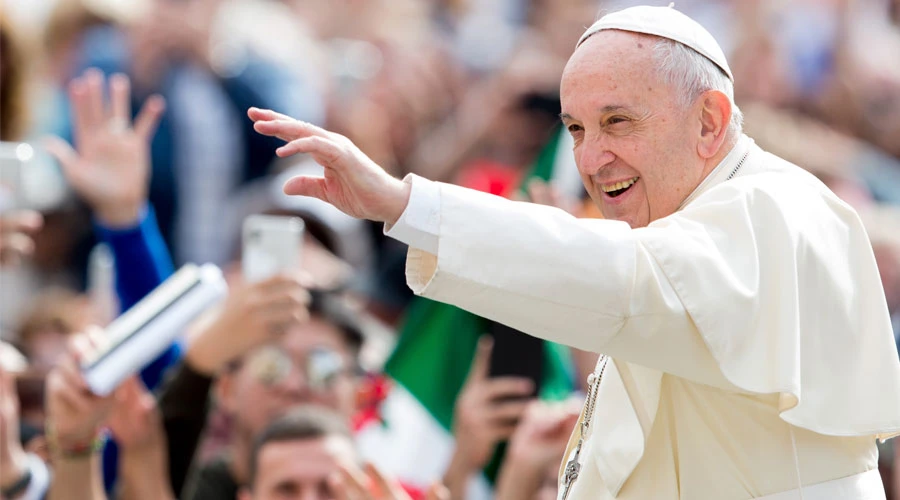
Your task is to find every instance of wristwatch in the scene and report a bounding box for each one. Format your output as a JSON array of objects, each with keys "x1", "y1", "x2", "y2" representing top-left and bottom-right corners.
[{"x1": 0, "y1": 466, "x2": 32, "y2": 499}]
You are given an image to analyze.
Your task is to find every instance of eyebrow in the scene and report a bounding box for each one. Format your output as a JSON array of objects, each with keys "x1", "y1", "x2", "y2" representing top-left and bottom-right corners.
[{"x1": 559, "y1": 105, "x2": 633, "y2": 121}]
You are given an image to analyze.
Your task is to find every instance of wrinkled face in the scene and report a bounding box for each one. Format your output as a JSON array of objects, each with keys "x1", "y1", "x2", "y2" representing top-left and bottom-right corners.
[
  {"x1": 560, "y1": 31, "x2": 707, "y2": 228},
  {"x1": 220, "y1": 317, "x2": 358, "y2": 438},
  {"x1": 241, "y1": 437, "x2": 356, "y2": 500}
]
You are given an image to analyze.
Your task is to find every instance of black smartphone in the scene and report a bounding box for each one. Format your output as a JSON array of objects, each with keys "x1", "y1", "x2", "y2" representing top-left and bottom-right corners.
[{"x1": 487, "y1": 321, "x2": 543, "y2": 399}]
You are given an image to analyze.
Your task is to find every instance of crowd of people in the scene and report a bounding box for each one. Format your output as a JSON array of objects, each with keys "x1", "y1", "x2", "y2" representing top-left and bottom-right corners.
[{"x1": 0, "y1": 0, "x2": 898, "y2": 499}]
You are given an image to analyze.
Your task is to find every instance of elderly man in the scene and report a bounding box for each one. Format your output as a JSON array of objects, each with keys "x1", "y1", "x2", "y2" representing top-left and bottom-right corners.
[{"x1": 249, "y1": 5, "x2": 900, "y2": 499}]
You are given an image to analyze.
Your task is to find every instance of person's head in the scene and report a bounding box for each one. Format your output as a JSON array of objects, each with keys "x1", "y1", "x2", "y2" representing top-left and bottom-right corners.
[
  {"x1": 239, "y1": 406, "x2": 356, "y2": 500},
  {"x1": 560, "y1": 11, "x2": 742, "y2": 228},
  {"x1": 217, "y1": 291, "x2": 364, "y2": 441}
]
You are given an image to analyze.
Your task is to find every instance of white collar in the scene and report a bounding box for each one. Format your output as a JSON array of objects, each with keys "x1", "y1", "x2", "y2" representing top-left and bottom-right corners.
[{"x1": 678, "y1": 134, "x2": 754, "y2": 210}]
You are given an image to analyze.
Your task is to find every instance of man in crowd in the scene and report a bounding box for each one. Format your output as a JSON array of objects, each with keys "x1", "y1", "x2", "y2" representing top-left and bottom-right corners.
[
  {"x1": 250, "y1": 5, "x2": 900, "y2": 499},
  {"x1": 237, "y1": 406, "x2": 356, "y2": 500},
  {"x1": 169, "y1": 288, "x2": 364, "y2": 500}
]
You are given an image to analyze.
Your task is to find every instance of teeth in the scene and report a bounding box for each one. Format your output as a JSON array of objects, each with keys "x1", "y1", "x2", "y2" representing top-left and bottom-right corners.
[{"x1": 601, "y1": 177, "x2": 639, "y2": 193}]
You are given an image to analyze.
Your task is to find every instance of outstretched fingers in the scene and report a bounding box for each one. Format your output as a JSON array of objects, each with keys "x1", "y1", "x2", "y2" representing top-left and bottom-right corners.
[
  {"x1": 247, "y1": 107, "x2": 293, "y2": 122},
  {"x1": 134, "y1": 95, "x2": 166, "y2": 141},
  {"x1": 276, "y1": 135, "x2": 342, "y2": 162},
  {"x1": 254, "y1": 119, "x2": 330, "y2": 143}
]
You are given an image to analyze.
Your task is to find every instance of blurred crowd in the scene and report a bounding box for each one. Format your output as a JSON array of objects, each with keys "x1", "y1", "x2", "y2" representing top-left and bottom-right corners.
[{"x1": 0, "y1": 0, "x2": 899, "y2": 499}]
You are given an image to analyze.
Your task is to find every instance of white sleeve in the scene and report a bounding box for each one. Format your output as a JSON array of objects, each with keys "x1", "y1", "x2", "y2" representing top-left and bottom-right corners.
[
  {"x1": 383, "y1": 174, "x2": 441, "y2": 254},
  {"x1": 398, "y1": 181, "x2": 732, "y2": 388}
]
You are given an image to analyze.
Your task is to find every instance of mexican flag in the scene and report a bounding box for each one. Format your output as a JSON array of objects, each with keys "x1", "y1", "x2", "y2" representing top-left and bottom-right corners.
[{"x1": 356, "y1": 126, "x2": 583, "y2": 496}]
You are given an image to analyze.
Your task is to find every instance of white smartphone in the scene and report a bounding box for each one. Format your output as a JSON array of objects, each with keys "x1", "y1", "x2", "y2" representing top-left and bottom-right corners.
[
  {"x1": 0, "y1": 141, "x2": 27, "y2": 214},
  {"x1": 81, "y1": 263, "x2": 228, "y2": 396},
  {"x1": 242, "y1": 214, "x2": 305, "y2": 283}
]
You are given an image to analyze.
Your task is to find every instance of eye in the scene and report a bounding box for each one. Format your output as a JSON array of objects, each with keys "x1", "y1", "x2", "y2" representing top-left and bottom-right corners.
[
  {"x1": 567, "y1": 124, "x2": 583, "y2": 134},
  {"x1": 607, "y1": 116, "x2": 629, "y2": 125}
]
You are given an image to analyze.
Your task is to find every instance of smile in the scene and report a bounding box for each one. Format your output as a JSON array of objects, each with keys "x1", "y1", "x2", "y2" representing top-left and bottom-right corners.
[{"x1": 600, "y1": 177, "x2": 639, "y2": 198}]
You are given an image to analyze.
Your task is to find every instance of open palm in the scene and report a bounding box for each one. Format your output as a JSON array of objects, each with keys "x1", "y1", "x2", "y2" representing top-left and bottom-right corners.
[
  {"x1": 248, "y1": 108, "x2": 409, "y2": 224},
  {"x1": 47, "y1": 69, "x2": 164, "y2": 227}
]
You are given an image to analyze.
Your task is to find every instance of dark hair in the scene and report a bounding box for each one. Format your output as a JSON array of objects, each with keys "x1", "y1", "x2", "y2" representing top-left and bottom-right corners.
[
  {"x1": 247, "y1": 406, "x2": 352, "y2": 489},
  {"x1": 308, "y1": 290, "x2": 365, "y2": 354}
]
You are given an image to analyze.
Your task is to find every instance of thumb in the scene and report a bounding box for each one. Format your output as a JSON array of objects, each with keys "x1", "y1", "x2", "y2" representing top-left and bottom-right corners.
[
  {"x1": 465, "y1": 336, "x2": 493, "y2": 386},
  {"x1": 426, "y1": 483, "x2": 450, "y2": 500},
  {"x1": 283, "y1": 175, "x2": 327, "y2": 201},
  {"x1": 44, "y1": 136, "x2": 81, "y2": 180}
]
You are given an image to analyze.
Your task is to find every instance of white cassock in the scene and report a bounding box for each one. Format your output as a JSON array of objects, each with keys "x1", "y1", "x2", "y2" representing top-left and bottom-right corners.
[{"x1": 384, "y1": 134, "x2": 900, "y2": 499}]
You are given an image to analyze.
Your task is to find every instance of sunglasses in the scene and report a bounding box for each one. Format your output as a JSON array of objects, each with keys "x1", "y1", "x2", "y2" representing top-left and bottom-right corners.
[{"x1": 245, "y1": 346, "x2": 351, "y2": 392}]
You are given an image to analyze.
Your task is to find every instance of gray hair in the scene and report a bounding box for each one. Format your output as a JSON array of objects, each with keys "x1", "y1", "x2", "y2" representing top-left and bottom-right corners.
[{"x1": 652, "y1": 37, "x2": 743, "y2": 133}]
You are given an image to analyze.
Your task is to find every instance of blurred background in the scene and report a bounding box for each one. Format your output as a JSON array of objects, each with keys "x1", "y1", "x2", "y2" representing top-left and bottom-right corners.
[{"x1": 0, "y1": 0, "x2": 898, "y2": 499}]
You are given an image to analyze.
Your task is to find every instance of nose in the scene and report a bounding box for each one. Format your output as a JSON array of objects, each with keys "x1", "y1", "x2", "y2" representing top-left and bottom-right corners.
[
  {"x1": 576, "y1": 134, "x2": 616, "y2": 177},
  {"x1": 276, "y1": 364, "x2": 310, "y2": 399}
]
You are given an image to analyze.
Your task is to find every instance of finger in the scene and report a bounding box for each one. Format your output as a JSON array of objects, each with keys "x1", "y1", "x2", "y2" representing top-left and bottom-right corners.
[
  {"x1": 337, "y1": 465, "x2": 369, "y2": 499},
  {"x1": 247, "y1": 107, "x2": 294, "y2": 123},
  {"x1": 483, "y1": 377, "x2": 534, "y2": 400},
  {"x1": 109, "y1": 73, "x2": 132, "y2": 124},
  {"x1": 464, "y1": 337, "x2": 493, "y2": 385},
  {"x1": 44, "y1": 136, "x2": 82, "y2": 183},
  {"x1": 527, "y1": 179, "x2": 546, "y2": 204},
  {"x1": 489, "y1": 420, "x2": 521, "y2": 441},
  {"x1": 0, "y1": 234, "x2": 35, "y2": 260},
  {"x1": 67, "y1": 77, "x2": 91, "y2": 146},
  {"x1": 365, "y1": 463, "x2": 407, "y2": 498},
  {"x1": 254, "y1": 119, "x2": 329, "y2": 143},
  {"x1": 486, "y1": 399, "x2": 532, "y2": 423},
  {"x1": 426, "y1": 483, "x2": 451, "y2": 500},
  {"x1": 283, "y1": 175, "x2": 327, "y2": 200},
  {"x1": 82, "y1": 68, "x2": 107, "y2": 127},
  {"x1": 277, "y1": 136, "x2": 343, "y2": 163},
  {"x1": 134, "y1": 95, "x2": 166, "y2": 141},
  {"x1": 329, "y1": 473, "x2": 358, "y2": 500},
  {"x1": 0, "y1": 210, "x2": 43, "y2": 232}
]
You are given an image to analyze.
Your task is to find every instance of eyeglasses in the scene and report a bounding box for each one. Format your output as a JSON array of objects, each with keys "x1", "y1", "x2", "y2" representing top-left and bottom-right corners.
[{"x1": 245, "y1": 346, "x2": 350, "y2": 392}]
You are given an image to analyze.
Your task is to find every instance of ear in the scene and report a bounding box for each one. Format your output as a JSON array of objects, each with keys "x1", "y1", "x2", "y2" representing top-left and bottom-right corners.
[{"x1": 696, "y1": 90, "x2": 732, "y2": 159}]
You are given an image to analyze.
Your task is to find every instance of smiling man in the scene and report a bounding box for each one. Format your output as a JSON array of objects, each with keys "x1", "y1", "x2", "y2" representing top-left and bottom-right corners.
[{"x1": 248, "y1": 5, "x2": 900, "y2": 499}]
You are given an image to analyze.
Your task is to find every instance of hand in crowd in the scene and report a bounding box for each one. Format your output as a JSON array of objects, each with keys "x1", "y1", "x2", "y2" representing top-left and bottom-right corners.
[
  {"x1": 44, "y1": 330, "x2": 115, "y2": 451},
  {"x1": 0, "y1": 209, "x2": 42, "y2": 267},
  {"x1": 108, "y1": 378, "x2": 175, "y2": 500},
  {"x1": 0, "y1": 364, "x2": 30, "y2": 493},
  {"x1": 46, "y1": 70, "x2": 165, "y2": 228},
  {"x1": 185, "y1": 273, "x2": 311, "y2": 375},
  {"x1": 248, "y1": 108, "x2": 410, "y2": 224},
  {"x1": 332, "y1": 463, "x2": 449, "y2": 500},
  {"x1": 495, "y1": 401, "x2": 580, "y2": 500},
  {"x1": 443, "y1": 338, "x2": 533, "y2": 499},
  {"x1": 44, "y1": 330, "x2": 113, "y2": 500}
]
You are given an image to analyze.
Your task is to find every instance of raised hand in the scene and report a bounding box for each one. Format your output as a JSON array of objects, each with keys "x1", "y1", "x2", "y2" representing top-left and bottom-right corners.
[
  {"x1": 106, "y1": 377, "x2": 162, "y2": 452},
  {"x1": 44, "y1": 330, "x2": 115, "y2": 452},
  {"x1": 184, "y1": 273, "x2": 311, "y2": 375},
  {"x1": 0, "y1": 209, "x2": 42, "y2": 267},
  {"x1": 332, "y1": 463, "x2": 449, "y2": 500},
  {"x1": 505, "y1": 401, "x2": 580, "y2": 473},
  {"x1": 46, "y1": 69, "x2": 165, "y2": 228},
  {"x1": 248, "y1": 108, "x2": 410, "y2": 224},
  {"x1": 494, "y1": 401, "x2": 580, "y2": 500},
  {"x1": 451, "y1": 338, "x2": 534, "y2": 469}
]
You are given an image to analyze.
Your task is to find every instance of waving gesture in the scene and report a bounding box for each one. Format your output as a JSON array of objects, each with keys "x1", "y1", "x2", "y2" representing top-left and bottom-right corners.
[
  {"x1": 248, "y1": 108, "x2": 410, "y2": 224},
  {"x1": 47, "y1": 69, "x2": 165, "y2": 227}
]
